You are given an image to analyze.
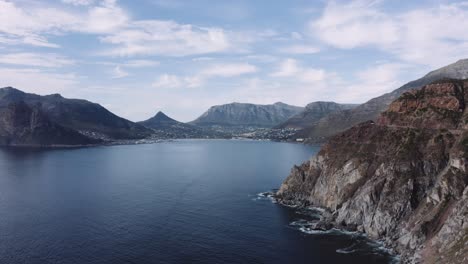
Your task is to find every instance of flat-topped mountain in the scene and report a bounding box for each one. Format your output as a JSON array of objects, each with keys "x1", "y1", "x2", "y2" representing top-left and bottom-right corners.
[
  {"x1": 277, "y1": 79, "x2": 468, "y2": 263},
  {"x1": 276, "y1": 101, "x2": 357, "y2": 129},
  {"x1": 296, "y1": 59, "x2": 468, "y2": 141},
  {"x1": 139, "y1": 111, "x2": 229, "y2": 139},
  {"x1": 191, "y1": 102, "x2": 303, "y2": 128},
  {"x1": 0, "y1": 87, "x2": 152, "y2": 140},
  {"x1": 0, "y1": 101, "x2": 98, "y2": 146}
]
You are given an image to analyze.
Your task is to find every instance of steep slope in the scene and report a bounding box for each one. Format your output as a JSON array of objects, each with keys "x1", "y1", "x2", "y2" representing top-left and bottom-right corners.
[
  {"x1": 139, "y1": 111, "x2": 229, "y2": 139},
  {"x1": 276, "y1": 79, "x2": 468, "y2": 263},
  {"x1": 0, "y1": 101, "x2": 97, "y2": 146},
  {"x1": 297, "y1": 59, "x2": 468, "y2": 141},
  {"x1": 276, "y1": 101, "x2": 357, "y2": 129},
  {"x1": 191, "y1": 102, "x2": 303, "y2": 128},
  {"x1": 0, "y1": 87, "x2": 152, "y2": 140}
]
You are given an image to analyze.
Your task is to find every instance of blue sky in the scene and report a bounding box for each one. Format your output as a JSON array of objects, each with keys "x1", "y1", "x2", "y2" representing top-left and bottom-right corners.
[{"x1": 1, "y1": 0, "x2": 468, "y2": 121}]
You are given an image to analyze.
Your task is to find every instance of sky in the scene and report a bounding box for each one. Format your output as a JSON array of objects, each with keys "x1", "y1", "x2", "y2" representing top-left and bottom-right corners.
[{"x1": 1, "y1": 0, "x2": 468, "y2": 122}]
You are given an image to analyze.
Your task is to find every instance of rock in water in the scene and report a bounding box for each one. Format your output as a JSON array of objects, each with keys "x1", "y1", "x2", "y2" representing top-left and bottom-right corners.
[{"x1": 277, "y1": 79, "x2": 468, "y2": 263}]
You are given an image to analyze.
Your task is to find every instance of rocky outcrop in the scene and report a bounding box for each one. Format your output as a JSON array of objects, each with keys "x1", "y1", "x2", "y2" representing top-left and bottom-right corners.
[
  {"x1": 277, "y1": 79, "x2": 468, "y2": 263},
  {"x1": 296, "y1": 59, "x2": 468, "y2": 142},
  {"x1": 190, "y1": 102, "x2": 303, "y2": 128}
]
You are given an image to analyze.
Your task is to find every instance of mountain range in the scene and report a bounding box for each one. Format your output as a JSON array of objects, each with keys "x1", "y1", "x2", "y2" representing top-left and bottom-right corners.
[
  {"x1": 0, "y1": 87, "x2": 152, "y2": 140},
  {"x1": 190, "y1": 102, "x2": 304, "y2": 128},
  {"x1": 275, "y1": 102, "x2": 357, "y2": 129},
  {"x1": 294, "y1": 59, "x2": 468, "y2": 141},
  {"x1": 2, "y1": 58, "x2": 468, "y2": 146},
  {"x1": 138, "y1": 111, "x2": 228, "y2": 139},
  {"x1": 0, "y1": 87, "x2": 155, "y2": 146}
]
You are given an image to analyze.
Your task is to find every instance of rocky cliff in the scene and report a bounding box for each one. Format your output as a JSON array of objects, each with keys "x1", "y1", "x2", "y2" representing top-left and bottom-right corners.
[
  {"x1": 296, "y1": 59, "x2": 468, "y2": 142},
  {"x1": 277, "y1": 79, "x2": 468, "y2": 263},
  {"x1": 0, "y1": 101, "x2": 98, "y2": 146}
]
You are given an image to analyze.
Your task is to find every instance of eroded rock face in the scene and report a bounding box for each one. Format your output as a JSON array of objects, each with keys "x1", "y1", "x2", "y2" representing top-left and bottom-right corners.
[
  {"x1": 277, "y1": 79, "x2": 468, "y2": 263},
  {"x1": 0, "y1": 101, "x2": 97, "y2": 146}
]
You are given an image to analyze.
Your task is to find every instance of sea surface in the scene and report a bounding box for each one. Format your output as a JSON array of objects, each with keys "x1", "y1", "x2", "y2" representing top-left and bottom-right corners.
[{"x1": 0, "y1": 140, "x2": 395, "y2": 264}]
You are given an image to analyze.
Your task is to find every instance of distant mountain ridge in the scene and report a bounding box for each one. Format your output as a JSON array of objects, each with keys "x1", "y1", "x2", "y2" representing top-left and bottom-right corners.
[
  {"x1": 0, "y1": 87, "x2": 152, "y2": 140},
  {"x1": 191, "y1": 102, "x2": 304, "y2": 128},
  {"x1": 139, "y1": 111, "x2": 229, "y2": 139},
  {"x1": 276, "y1": 101, "x2": 358, "y2": 129},
  {"x1": 296, "y1": 58, "x2": 468, "y2": 141}
]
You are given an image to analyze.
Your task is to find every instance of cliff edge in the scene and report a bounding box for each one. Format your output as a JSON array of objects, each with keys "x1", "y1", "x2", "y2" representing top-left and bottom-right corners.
[{"x1": 277, "y1": 79, "x2": 468, "y2": 263}]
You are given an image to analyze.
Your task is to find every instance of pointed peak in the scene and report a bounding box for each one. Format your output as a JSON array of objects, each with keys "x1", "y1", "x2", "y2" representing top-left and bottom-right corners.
[
  {"x1": 0, "y1": 86, "x2": 23, "y2": 93},
  {"x1": 154, "y1": 111, "x2": 168, "y2": 118},
  {"x1": 151, "y1": 111, "x2": 177, "y2": 122}
]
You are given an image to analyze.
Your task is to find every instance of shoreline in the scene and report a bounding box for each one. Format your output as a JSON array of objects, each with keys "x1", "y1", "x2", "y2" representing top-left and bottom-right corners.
[{"x1": 268, "y1": 192, "x2": 401, "y2": 263}]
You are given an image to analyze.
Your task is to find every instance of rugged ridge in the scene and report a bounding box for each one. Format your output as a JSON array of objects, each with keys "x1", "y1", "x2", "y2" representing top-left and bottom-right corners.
[
  {"x1": 0, "y1": 101, "x2": 98, "y2": 146},
  {"x1": 277, "y1": 79, "x2": 468, "y2": 263},
  {"x1": 0, "y1": 87, "x2": 152, "y2": 140},
  {"x1": 138, "y1": 111, "x2": 228, "y2": 139},
  {"x1": 276, "y1": 101, "x2": 357, "y2": 129},
  {"x1": 296, "y1": 59, "x2": 468, "y2": 142},
  {"x1": 190, "y1": 102, "x2": 303, "y2": 128}
]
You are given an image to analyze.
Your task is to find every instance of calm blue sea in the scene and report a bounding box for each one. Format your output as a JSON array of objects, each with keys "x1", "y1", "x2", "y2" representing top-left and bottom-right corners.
[{"x1": 0, "y1": 140, "x2": 394, "y2": 263}]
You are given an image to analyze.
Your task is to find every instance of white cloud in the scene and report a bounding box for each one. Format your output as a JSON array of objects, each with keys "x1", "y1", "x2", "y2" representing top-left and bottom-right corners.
[
  {"x1": 152, "y1": 63, "x2": 257, "y2": 89},
  {"x1": 280, "y1": 45, "x2": 320, "y2": 54},
  {"x1": 291, "y1": 32, "x2": 303, "y2": 40},
  {"x1": 97, "y1": 59, "x2": 159, "y2": 68},
  {"x1": 82, "y1": 0, "x2": 129, "y2": 34},
  {"x1": 0, "y1": 0, "x2": 254, "y2": 57},
  {"x1": 100, "y1": 20, "x2": 232, "y2": 57},
  {"x1": 0, "y1": 0, "x2": 77, "y2": 47},
  {"x1": 152, "y1": 74, "x2": 183, "y2": 89},
  {"x1": 199, "y1": 63, "x2": 257, "y2": 77},
  {"x1": 123, "y1": 60, "x2": 159, "y2": 68},
  {"x1": 271, "y1": 58, "x2": 326, "y2": 83},
  {"x1": 0, "y1": 67, "x2": 78, "y2": 94},
  {"x1": 335, "y1": 63, "x2": 407, "y2": 102},
  {"x1": 0, "y1": 53, "x2": 74, "y2": 68},
  {"x1": 271, "y1": 59, "x2": 300, "y2": 77},
  {"x1": 311, "y1": 0, "x2": 398, "y2": 49},
  {"x1": 62, "y1": 0, "x2": 95, "y2": 6},
  {"x1": 111, "y1": 66, "x2": 129, "y2": 78},
  {"x1": 311, "y1": 0, "x2": 468, "y2": 67}
]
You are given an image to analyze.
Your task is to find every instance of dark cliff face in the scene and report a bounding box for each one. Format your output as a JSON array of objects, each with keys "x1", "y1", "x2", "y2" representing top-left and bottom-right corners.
[
  {"x1": 297, "y1": 59, "x2": 468, "y2": 142},
  {"x1": 0, "y1": 87, "x2": 152, "y2": 140},
  {"x1": 0, "y1": 101, "x2": 97, "y2": 146},
  {"x1": 275, "y1": 101, "x2": 357, "y2": 129},
  {"x1": 277, "y1": 79, "x2": 468, "y2": 263},
  {"x1": 191, "y1": 102, "x2": 304, "y2": 128}
]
